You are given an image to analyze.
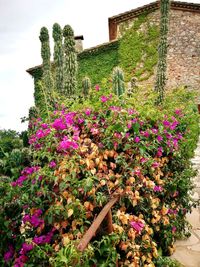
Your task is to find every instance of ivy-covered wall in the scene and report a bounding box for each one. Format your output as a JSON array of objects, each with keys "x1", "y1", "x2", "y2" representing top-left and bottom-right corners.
[
  {"x1": 29, "y1": 14, "x2": 159, "y2": 102},
  {"x1": 118, "y1": 14, "x2": 159, "y2": 82},
  {"x1": 77, "y1": 41, "x2": 119, "y2": 89},
  {"x1": 77, "y1": 14, "x2": 159, "y2": 87}
]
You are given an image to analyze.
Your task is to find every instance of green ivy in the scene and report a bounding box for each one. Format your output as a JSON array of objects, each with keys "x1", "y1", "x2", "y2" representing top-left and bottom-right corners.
[
  {"x1": 31, "y1": 14, "x2": 159, "y2": 103},
  {"x1": 77, "y1": 41, "x2": 119, "y2": 90},
  {"x1": 119, "y1": 14, "x2": 159, "y2": 81}
]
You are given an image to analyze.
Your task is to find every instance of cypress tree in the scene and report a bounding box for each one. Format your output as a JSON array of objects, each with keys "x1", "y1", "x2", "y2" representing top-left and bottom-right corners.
[
  {"x1": 39, "y1": 27, "x2": 54, "y2": 105},
  {"x1": 155, "y1": 0, "x2": 171, "y2": 104},
  {"x1": 82, "y1": 77, "x2": 91, "y2": 98},
  {"x1": 112, "y1": 66, "x2": 125, "y2": 97},
  {"x1": 63, "y1": 25, "x2": 77, "y2": 97},
  {"x1": 52, "y1": 23, "x2": 64, "y2": 94}
]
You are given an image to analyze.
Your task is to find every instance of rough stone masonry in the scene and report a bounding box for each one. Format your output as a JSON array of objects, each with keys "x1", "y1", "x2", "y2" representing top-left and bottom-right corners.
[{"x1": 116, "y1": 6, "x2": 200, "y2": 102}]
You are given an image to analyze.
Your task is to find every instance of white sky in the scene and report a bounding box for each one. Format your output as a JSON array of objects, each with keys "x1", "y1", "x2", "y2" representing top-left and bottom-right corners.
[{"x1": 0, "y1": 0, "x2": 199, "y2": 131}]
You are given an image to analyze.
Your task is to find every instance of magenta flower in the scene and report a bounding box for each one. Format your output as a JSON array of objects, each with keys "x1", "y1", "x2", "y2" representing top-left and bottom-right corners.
[
  {"x1": 140, "y1": 157, "x2": 148, "y2": 163},
  {"x1": 125, "y1": 133, "x2": 130, "y2": 138},
  {"x1": 11, "y1": 175, "x2": 27, "y2": 187},
  {"x1": 168, "y1": 209, "x2": 177, "y2": 215},
  {"x1": 12, "y1": 166, "x2": 40, "y2": 186},
  {"x1": 156, "y1": 147, "x2": 163, "y2": 157},
  {"x1": 100, "y1": 96, "x2": 109, "y2": 103},
  {"x1": 58, "y1": 137, "x2": 78, "y2": 151},
  {"x1": 65, "y1": 112, "x2": 76, "y2": 126},
  {"x1": 110, "y1": 106, "x2": 122, "y2": 112},
  {"x1": 20, "y1": 243, "x2": 34, "y2": 255},
  {"x1": 35, "y1": 129, "x2": 50, "y2": 139},
  {"x1": 113, "y1": 141, "x2": 118, "y2": 149},
  {"x1": 163, "y1": 120, "x2": 170, "y2": 128},
  {"x1": 33, "y1": 231, "x2": 54, "y2": 245},
  {"x1": 175, "y1": 109, "x2": 181, "y2": 115},
  {"x1": 28, "y1": 136, "x2": 37, "y2": 144},
  {"x1": 95, "y1": 84, "x2": 100, "y2": 91},
  {"x1": 91, "y1": 128, "x2": 99, "y2": 135},
  {"x1": 172, "y1": 226, "x2": 177, "y2": 233},
  {"x1": 49, "y1": 161, "x2": 56, "y2": 168},
  {"x1": 142, "y1": 131, "x2": 150, "y2": 138},
  {"x1": 152, "y1": 162, "x2": 160, "y2": 168},
  {"x1": 157, "y1": 135, "x2": 163, "y2": 142},
  {"x1": 14, "y1": 255, "x2": 28, "y2": 267},
  {"x1": 128, "y1": 108, "x2": 136, "y2": 115},
  {"x1": 78, "y1": 118, "x2": 84, "y2": 124},
  {"x1": 23, "y1": 166, "x2": 39, "y2": 175},
  {"x1": 130, "y1": 220, "x2": 144, "y2": 233},
  {"x1": 176, "y1": 132, "x2": 183, "y2": 140},
  {"x1": 175, "y1": 109, "x2": 183, "y2": 117},
  {"x1": 23, "y1": 213, "x2": 44, "y2": 228},
  {"x1": 151, "y1": 128, "x2": 158, "y2": 134},
  {"x1": 52, "y1": 118, "x2": 66, "y2": 130},
  {"x1": 23, "y1": 209, "x2": 43, "y2": 228},
  {"x1": 85, "y1": 108, "x2": 91, "y2": 116},
  {"x1": 170, "y1": 121, "x2": 179, "y2": 130},
  {"x1": 38, "y1": 175, "x2": 43, "y2": 181},
  {"x1": 35, "y1": 209, "x2": 42, "y2": 216},
  {"x1": 133, "y1": 169, "x2": 141, "y2": 176},
  {"x1": 173, "y1": 138, "x2": 178, "y2": 149},
  {"x1": 41, "y1": 123, "x2": 48, "y2": 129},
  {"x1": 153, "y1": 185, "x2": 163, "y2": 192},
  {"x1": 127, "y1": 122, "x2": 132, "y2": 129},
  {"x1": 131, "y1": 118, "x2": 138, "y2": 124},
  {"x1": 114, "y1": 132, "x2": 122, "y2": 139},
  {"x1": 4, "y1": 245, "x2": 14, "y2": 263},
  {"x1": 134, "y1": 136, "x2": 140, "y2": 143}
]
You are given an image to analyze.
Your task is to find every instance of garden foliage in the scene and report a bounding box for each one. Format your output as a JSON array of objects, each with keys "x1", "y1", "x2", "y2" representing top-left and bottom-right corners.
[
  {"x1": 1, "y1": 83, "x2": 199, "y2": 266},
  {"x1": 0, "y1": 130, "x2": 30, "y2": 179}
]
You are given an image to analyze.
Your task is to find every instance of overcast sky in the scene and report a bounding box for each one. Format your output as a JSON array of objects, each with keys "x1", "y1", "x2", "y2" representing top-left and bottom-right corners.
[{"x1": 0, "y1": 0, "x2": 199, "y2": 132}]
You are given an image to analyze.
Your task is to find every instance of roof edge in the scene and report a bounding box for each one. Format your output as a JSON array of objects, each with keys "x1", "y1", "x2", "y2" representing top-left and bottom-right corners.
[
  {"x1": 26, "y1": 40, "x2": 118, "y2": 75},
  {"x1": 109, "y1": 1, "x2": 200, "y2": 23}
]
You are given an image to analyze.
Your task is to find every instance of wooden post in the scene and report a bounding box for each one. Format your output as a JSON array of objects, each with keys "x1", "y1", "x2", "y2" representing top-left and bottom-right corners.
[{"x1": 77, "y1": 196, "x2": 119, "y2": 252}]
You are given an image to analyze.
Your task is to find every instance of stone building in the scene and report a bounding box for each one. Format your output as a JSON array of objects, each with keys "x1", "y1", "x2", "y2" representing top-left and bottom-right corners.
[
  {"x1": 108, "y1": 1, "x2": 200, "y2": 100},
  {"x1": 27, "y1": 1, "x2": 200, "y2": 103}
]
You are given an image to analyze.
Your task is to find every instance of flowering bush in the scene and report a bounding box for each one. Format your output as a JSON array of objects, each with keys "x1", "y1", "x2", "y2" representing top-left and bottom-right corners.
[{"x1": 0, "y1": 85, "x2": 199, "y2": 266}]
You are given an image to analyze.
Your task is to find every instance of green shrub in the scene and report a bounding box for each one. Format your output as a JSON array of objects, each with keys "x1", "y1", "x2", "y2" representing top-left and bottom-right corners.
[{"x1": 0, "y1": 85, "x2": 198, "y2": 266}]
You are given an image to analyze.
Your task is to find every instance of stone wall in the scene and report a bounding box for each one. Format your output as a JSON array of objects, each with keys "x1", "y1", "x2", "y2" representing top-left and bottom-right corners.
[
  {"x1": 116, "y1": 9, "x2": 200, "y2": 102},
  {"x1": 167, "y1": 10, "x2": 200, "y2": 101}
]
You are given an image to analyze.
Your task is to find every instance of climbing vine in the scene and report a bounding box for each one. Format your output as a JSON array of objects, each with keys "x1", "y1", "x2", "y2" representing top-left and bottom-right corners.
[
  {"x1": 155, "y1": 0, "x2": 171, "y2": 104},
  {"x1": 31, "y1": 14, "x2": 159, "y2": 104},
  {"x1": 119, "y1": 14, "x2": 160, "y2": 82},
  {"x1": 77, "y1": 41, "x2": 119, "y2": 90}
]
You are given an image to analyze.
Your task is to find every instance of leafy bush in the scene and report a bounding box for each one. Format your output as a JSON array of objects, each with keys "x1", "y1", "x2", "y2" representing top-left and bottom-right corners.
[
  {"x1": 0, "y1": 85, "x2": 199, "y2": 266},
  {"x1": 0, "y1": 130, "x2": 30, "y2": 178}
]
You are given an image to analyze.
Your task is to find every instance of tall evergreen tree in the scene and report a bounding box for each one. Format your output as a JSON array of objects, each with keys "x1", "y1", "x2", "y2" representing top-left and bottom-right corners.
[
  {"x1": 155, "y1": 0, "x2": 171, "y2": 104},
  {"x1": 52, "y1": 23, "x2": 64, "y2": 94},
  {"x1": 39, "y1": 27, "x2": 54, "y2": 94},
  {"x1": 63, "y1": 25, "x2": 77, "y2": 96},
  {"x1": 112, "y1": 66, "x2": 125, "y2": 97}
]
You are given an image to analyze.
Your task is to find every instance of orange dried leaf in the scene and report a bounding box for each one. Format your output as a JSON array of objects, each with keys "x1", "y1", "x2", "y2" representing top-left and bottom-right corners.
[{"x1": 67, "y1": 209, "x2": 74, "y2": 218}]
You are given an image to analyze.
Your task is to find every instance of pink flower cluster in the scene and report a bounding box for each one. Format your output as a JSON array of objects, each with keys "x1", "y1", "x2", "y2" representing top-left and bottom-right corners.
[
  {"x1": 58, "y1": 136, "x2": 78, "y2": 151},
  {"x1": 14, "y1": 243, "x2": 34, "y2": 267},
  {"x1": 23, "y1": 209, "x2": 44, "y2": 228},
  {"x1": 4, "y1": 245, "x2": 14, "y2": 263},
  {"x1": 11, "y1": 166, "x2": 39, "y2": 187},
  {"x1": 130, "y1": 220, "x2": 145, "y2": 233},
  {"x1": 33, "y1": 230, "x2": 54, "y2": 245}
]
